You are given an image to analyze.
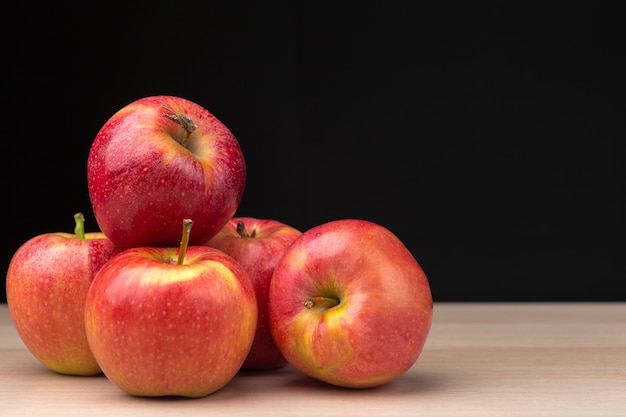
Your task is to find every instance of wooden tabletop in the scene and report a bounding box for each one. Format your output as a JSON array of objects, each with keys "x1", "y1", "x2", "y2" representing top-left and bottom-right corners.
[{"x1": 2, "y1": 302, "x2": 625, "y2": 416}]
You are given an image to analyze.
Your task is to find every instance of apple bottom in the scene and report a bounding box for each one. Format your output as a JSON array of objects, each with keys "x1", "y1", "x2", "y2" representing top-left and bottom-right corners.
[
  {"x1": 240, "y1": 315, "x2": 288, "y2": 370},
  {"x1": 86, "y1": 296, "x2": 256, "y2": 397},
  {"x1": 9, "y1": 297, "x2": 102, "y2": 376},
  {"x1": 277, "y1": 303, "x2": 431, "y2": 389}
]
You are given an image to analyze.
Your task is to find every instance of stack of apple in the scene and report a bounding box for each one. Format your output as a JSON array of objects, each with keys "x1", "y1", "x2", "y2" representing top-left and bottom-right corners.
[{"x1": 6, "y1": 96, "x2": 433, "y2": 398}]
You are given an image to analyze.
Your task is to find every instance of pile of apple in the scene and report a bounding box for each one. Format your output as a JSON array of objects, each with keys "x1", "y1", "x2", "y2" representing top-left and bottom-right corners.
[{"x1": 6, "y1": 96, "x2": 433, "y2": 398}]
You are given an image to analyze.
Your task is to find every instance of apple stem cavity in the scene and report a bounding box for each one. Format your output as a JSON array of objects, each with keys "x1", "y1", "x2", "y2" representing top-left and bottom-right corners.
[
  {"x1": 160, "y1": 105, "x2": 197, "y2": 148},
  {"x1": 177, "y1": 218, "x2": 194, "y2": 265},
  {"x1": 236, "y1": 220, "x2": 256, "y2": 238},
  {"x1": 74, "y1": 212, "x2": 86, "y2": 239},
  {"x1": 304, "y1": 296, "x2": 340, "y2": 310}
]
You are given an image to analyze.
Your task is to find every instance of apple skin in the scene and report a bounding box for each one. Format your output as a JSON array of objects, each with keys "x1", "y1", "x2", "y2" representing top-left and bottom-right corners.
[
  {"x1": 84, "y1": 245, "x2": 258, "y2": 398},
  {"x1": 206, "y1": 217, "x2": 302, "y2": 370},
  {"x1": 6, "y1": 229, "x2": 120, "y2": 375},
  {"x1": 268, "y1": 219, "x2": 433, "y2": 389},
  {"x1": 87, "y1": 95, "x2": 246, "y2": 250}
]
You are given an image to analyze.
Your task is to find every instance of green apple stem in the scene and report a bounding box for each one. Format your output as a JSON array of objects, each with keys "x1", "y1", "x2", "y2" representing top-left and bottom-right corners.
[
  {"x1": 304, "y1": 296, "x2": 340, "y2": 310},
  {"x1": 236, "y1": 220, "x2": 256, "y2": 238},
  {"x1": 74, "y1": 212, "x2": 86, "y2": 239},
  {"x1": 177, "y1": 218, "x2": 194, "y2": 265},
  {"x1": 160, "y1": 105, "x2": 197, "y2": 148}
]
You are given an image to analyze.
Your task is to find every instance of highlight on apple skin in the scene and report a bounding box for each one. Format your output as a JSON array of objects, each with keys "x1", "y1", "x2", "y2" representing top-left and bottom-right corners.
[
  {"x1": 84, "y1": 219, "x2": 258, "y2": 398},
  {"x1": 6, "y1": 212, "x2": 120, "y2": 376},
  {"x1": 206, "y1": 216, "x2": 303, "y2": 370},
  {"x1": 268, "y1": 218, "x2": 433, "y2": 389},
  {"x1": 87, "y1": 95, "x2": 246, "y2": 250},
  {"x1": 6, "y1": 91, "x2": 437, "y2": 397}
]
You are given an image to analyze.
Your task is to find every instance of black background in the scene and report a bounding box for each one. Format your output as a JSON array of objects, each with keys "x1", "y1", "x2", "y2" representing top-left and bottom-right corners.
[{"x1": 5, "y1": 2, "x2": 624, "y2": 303}]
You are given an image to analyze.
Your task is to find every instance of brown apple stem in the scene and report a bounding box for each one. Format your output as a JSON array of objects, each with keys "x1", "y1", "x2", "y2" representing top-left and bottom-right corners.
[
  {"x1": 304, "y1": 296, "x2": 340, "y2": 310},
  {"x1": 236, "y1": 220, "x2": 256, "y2": 238},
  {"x1": 177, "y1": 219, "x2": 194, "y2": 265},
  {"x1": 160, "y1": 105, "x2": 197, "y2": 148},
  {"x1": 74, "y1": 212, "x2": 86, "y2": 239}
]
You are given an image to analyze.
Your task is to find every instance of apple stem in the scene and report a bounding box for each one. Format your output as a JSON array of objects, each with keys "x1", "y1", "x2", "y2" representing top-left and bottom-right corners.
[
  {"x1": 236, "y1": 220, "x2": 256, "y2": 238},
  {"x1": 304, "y1": 296, "x2": 340, "y2": 310},
  {"x1": 160, "y1": 105, "x2": 197, "y2": 148},
  {"x1": 74, "y1": 212, "x2": 86, "y2": 239},
  {"x1": 177, "y1": 218, "x2": 194, "y2": 265}
]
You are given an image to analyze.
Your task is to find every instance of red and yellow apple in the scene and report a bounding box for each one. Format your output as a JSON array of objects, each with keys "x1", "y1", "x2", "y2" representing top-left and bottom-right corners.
[
  {"x1": 84, "y1": 219, "x2": 258, "y2": 398},
  {"x1": 6, "y1": 213, "x2": 120, "y2": 375},
  {"x1": 87, "y1": 95, "x2": 246, "y2": 250},
  {"x1": 268, "y1": 218, "x2": 433, "y2": 388},
  {"x1": 206, "y1": 217, "x2": 302, "y2": 370}
]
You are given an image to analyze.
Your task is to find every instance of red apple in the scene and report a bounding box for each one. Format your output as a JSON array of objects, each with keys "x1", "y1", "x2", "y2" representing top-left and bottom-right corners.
[
  {"x1": 6, "y1": 213, "x2": 120, "y2": 375},
  {"x1": 84, "y1": 219, "x2": 258, "y2": 398},
  {"x1": 87, "y1": 95, "x2": 246, "y2": 250},
  {"x1": 206, "y1": 217, "x2": 302, "y2": 370},
  {"x1": 268, "y1": 219, "x2": 433, "y2": 388}
]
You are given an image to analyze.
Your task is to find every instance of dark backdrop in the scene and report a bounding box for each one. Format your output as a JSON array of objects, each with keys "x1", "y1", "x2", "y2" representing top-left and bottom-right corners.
[{"x1": 6, "y1": 2, "x2": 624, "y2": 302}]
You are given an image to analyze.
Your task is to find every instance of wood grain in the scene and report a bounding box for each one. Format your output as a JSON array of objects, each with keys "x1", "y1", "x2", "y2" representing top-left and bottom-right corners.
[{"x1": 2, "y1": 303, "x2": 625, "y2": 416}]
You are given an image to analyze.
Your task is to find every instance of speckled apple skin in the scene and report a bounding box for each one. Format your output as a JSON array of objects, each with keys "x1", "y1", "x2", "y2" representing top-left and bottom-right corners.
[
  {"x1": 269, "y1": 219, "x2": 433, "y2": 388},
  {"x1": 87, "y1": 95, "x2": 246, "y2": 250},
  {"x1": 6, "y1": 232, "x2": 120, "y2": 375},
  {"x1": 207, "y1": 217, "x2": 302, "y2": 370},
  {"x1": 84, "y1": 245, "x2": 258, "y2": 398}
]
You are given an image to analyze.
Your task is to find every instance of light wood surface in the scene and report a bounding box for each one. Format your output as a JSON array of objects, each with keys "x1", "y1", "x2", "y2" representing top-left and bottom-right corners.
[{"x1": 2, "y1": 302, "x2": 625, "y2": 416}]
